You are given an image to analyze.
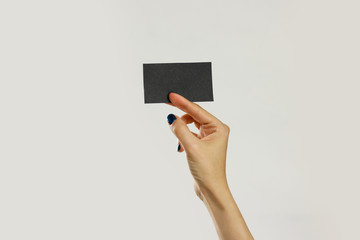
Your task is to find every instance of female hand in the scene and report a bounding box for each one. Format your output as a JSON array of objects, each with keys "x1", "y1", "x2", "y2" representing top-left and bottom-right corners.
[
  {"x1": 166, "y1": 92, "x2": 253, "y2": 240},
  {"x1": 166, "y1": 92, "x2": 231, "y2": 201}
]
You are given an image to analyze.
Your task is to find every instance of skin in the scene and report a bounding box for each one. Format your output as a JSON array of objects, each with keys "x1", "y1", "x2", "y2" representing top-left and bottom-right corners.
[{"x1": 167, "y1": 92, "x2": 254, "y2": 240}]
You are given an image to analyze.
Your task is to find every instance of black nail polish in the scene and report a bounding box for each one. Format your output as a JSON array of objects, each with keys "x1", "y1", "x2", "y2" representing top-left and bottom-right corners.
[
  {"x1": 177, "y1": 144, "x2": 181, "y2": 152},
  {"x1": 167, "y1": 114, "x2": 176, "y2": 125}
]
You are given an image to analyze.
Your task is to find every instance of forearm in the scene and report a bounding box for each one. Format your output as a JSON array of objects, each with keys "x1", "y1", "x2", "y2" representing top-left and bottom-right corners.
[{"x1": 200, "y1": 182, "x2": 254, "y2": 240}]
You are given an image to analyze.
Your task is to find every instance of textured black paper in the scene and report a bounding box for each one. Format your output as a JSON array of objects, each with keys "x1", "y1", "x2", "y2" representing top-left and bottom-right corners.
[{"x1": 143, "y1": 62, "x2": 213, "y2": 103}]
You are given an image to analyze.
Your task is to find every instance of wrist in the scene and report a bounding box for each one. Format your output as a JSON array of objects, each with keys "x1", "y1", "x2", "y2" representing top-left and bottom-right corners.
[{"x1": 199, "y1": 179, "x2": 234, "y2": 210}]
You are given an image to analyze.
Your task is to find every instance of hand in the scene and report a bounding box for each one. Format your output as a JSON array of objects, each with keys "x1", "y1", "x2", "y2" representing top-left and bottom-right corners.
[
  {"x1": 166, "y1": 92, "x2": 231, "y2": 200},
  {"x1": 166, "y1": 93, "x2": 253, "y2": 240}
]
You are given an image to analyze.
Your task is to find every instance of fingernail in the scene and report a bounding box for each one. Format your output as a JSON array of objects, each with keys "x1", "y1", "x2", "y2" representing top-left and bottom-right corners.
[
  {"x1": 167, "y1": 91, "x2": 174, "y2": 102},
  {"x1": 177, "y1": 144, "x2": 181, "y2": 152},
  {"x1": 167, "y1": 113, "x2": 176, "y2": 125}
]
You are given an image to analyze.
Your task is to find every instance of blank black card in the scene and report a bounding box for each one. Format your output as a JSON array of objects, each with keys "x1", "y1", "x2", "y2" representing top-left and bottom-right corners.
[{"x1": 143, "y1": 62, "x2": 214, "y2": 103}]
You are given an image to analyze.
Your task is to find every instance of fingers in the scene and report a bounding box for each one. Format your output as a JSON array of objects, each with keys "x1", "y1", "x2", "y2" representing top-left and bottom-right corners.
[
  {"x1": 171, "y1": 113, "x2": 201, "y2": 153},
  {"x1": 177, "y1": 114, "x2": 200, "y2": 153},
  {"x1": 180, "y1": 114, "x2": 200, "y2": 130},
  {"x1": 168, "y1": 92, "x2": 218, "y2": 124},
  {"x1": 177, "y1": 131, "x2": 199, "y2": 152},
  {"x1": 167, "y1": 114, "x2": 198, "y2": 150}
]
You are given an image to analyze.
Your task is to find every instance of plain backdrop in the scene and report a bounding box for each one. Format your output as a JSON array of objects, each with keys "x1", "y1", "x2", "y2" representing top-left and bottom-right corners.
[{"x1": 0, "y1": 0, "x2": 359, "y2": 239}]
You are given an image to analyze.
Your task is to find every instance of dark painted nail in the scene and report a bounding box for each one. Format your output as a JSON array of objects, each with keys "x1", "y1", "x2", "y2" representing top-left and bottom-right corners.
[
  {"x1": 167, "y1": 114, "x2": 176, "y2": 125},
  {"x1": 177, "y1": 144, "x2": 181, "y2": 152}
]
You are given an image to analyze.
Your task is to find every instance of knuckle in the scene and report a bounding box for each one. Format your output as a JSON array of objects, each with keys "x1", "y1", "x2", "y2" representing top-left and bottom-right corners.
[
  {"x1": 193, "y1": 102, "x2": 201, "y2": 109},
  {"x1": 192, "y1": 106, "x2": 201, "y2": 116},
  {"x1": 171, "y1": 122, "x2": 179, "y2": 133},
  {"x1": 171, "y1": 120, "x2": 183, "y2": 135},
  {"x1": 224, "y1": 123, "x2": 230, "y2": 132},
  {"x1": 220, "y1": 123, "x2": 230, "y2": 134}
]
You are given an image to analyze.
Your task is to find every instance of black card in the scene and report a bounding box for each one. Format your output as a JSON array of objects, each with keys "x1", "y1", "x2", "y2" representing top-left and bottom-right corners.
[{"x1": 143, "y1": 62, "x2": 214, "y2": 103}]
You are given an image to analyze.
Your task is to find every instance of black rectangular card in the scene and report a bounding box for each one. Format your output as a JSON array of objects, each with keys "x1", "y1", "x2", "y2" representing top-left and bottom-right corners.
[{"x1": 143, "y1": 62, "x2": 214, "y2": 103}]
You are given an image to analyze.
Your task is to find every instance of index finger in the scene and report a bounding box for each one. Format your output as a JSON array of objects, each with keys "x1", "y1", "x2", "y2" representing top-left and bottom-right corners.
[{"x1": 168, "y1": 92, "x2": 218, "y2": 124}]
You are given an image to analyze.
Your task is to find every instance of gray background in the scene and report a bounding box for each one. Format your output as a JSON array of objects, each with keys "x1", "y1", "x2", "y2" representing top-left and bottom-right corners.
[{"x1": 0, "y1": 0, "x2": 359, "y2": 239}]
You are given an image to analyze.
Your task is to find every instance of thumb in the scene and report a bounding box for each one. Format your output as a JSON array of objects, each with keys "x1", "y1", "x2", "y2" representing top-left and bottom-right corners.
[{"x1": 167, "y1": 114, "x2": 198, "y2": 149}]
